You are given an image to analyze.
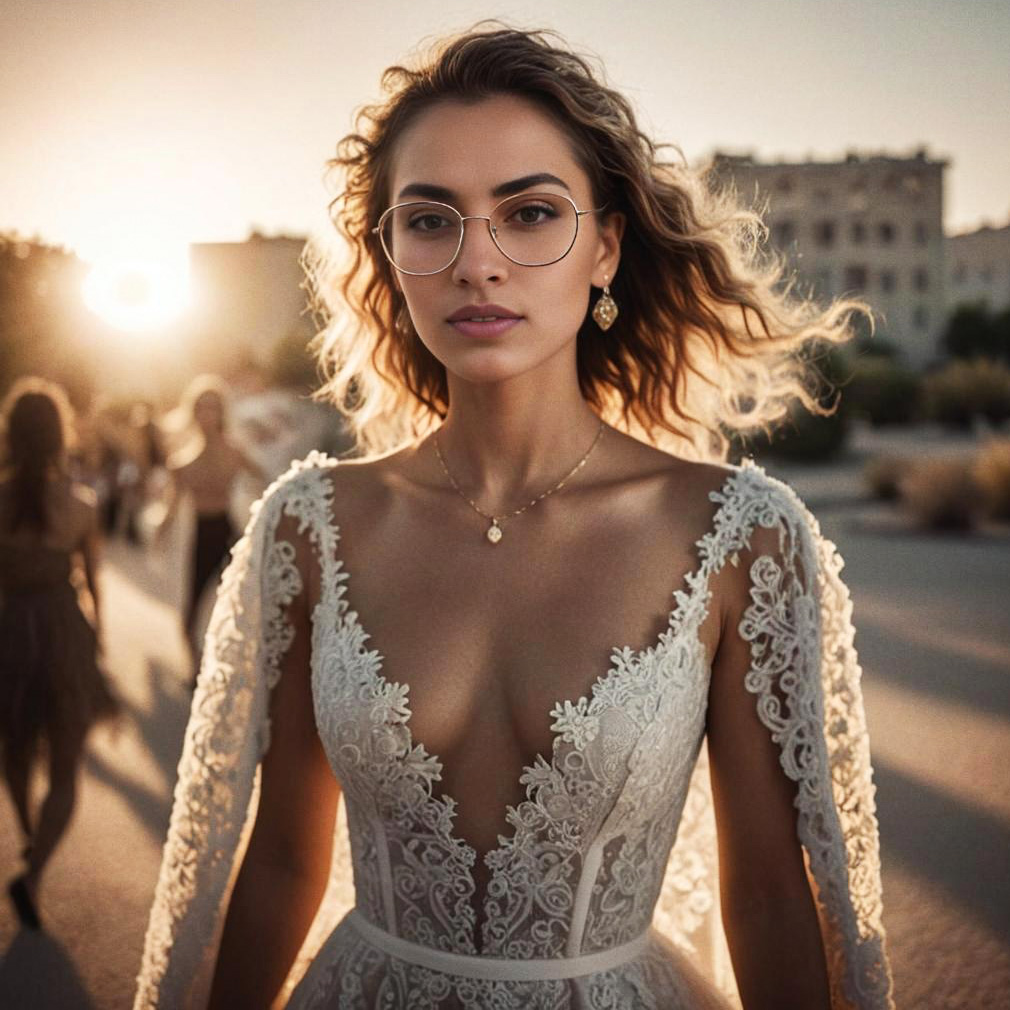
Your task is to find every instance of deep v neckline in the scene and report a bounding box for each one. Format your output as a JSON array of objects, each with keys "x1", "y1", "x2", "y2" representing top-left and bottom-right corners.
[{"x1": 316, "y1": 462, "x2": 745, "y2": 878}]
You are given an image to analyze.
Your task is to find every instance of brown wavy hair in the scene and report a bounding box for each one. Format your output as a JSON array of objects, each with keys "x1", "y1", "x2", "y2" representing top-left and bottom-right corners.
[
  {"x1": 0, "y1": 376, "x2": 76, "y2": 534},
  {"x1": 306, "y1": 24, "x2": 869, "y2": 461}
]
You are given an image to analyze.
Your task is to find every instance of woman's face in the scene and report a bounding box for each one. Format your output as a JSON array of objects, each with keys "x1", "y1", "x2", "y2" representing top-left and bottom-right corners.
[
  {"x1": 193, "y1": 391, "x2": 224, "y2": 435},
  {"x1": 386, "y1": 94, "x2": 623, "y2": 388}
]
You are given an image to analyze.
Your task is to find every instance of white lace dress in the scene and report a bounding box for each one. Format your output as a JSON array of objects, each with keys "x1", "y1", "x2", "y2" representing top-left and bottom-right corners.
[{"x1": 134, "y1": 455, "x2": 894, "y2": 1009}]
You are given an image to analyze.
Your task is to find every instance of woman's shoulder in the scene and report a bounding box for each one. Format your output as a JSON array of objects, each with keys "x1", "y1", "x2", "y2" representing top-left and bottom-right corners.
[
  {"x1": 635, "y1": 444, "x2": 822, "y2": 554},
  {"x1": 251, "y1": 449, "x2": 381, "y2": 529}
]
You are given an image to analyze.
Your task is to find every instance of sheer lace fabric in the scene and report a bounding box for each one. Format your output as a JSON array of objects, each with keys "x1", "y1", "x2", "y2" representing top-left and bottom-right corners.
[{"x1": 134, "y1": 454, "x2": 893, "y2": 1009}]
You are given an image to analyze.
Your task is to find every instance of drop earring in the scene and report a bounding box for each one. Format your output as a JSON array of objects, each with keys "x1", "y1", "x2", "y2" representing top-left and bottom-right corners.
[{"x1": 592, "y1": 283, "x2": 618, "y2": 331}]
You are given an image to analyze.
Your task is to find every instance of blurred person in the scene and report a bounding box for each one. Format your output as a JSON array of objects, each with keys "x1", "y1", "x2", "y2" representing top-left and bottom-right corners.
[
  {"x1": 120, "y1": 400, "x2": 167, "y2": 545},
  {"x1": 0, "y1": 377, "x2": 118, "y2": 931},
  {"x1": 156, "y1": 376, "x2": 266, "y2": 671},
  {"x1": 136, "y1": 26, "x2": 893, "y2": 1010}
]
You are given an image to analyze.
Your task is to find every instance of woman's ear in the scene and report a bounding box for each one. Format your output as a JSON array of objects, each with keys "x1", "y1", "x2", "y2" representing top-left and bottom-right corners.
[{"x1": 591, "y1": 211, "x2": 625, "y2": 289}]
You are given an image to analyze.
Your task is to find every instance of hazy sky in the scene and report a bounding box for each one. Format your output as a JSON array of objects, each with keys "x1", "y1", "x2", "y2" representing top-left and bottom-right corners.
[{"x1": 2, "y1": 0, "x2": 1008, "y2": 259}]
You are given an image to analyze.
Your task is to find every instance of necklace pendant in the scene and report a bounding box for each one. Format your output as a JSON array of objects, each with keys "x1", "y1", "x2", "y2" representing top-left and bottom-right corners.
[{"x1": 486, "y1": 520, "x2": 503, "y2": 544}]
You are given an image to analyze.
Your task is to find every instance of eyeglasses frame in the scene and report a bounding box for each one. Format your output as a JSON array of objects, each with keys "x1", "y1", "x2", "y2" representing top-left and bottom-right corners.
[{"x1": 371, "y1": 192, "x2": 607, "y2": 276}]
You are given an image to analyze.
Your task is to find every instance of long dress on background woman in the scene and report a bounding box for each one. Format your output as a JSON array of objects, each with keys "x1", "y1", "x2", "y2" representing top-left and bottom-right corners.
[
  {"x1": 0, "y1": 540, "x2": 118, "y2": 764},
  {"x1": 134, "y1": 453, "x2": 894, "y2": 1009}
]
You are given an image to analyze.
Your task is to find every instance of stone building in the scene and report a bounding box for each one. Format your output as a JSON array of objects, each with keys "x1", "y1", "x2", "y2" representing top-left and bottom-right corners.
[
  {"x1": 186, "y1": 232, "x2": 314, "y2": 372},
  {"x1": 946, "y1": 221, "x2": 1010, "y2": 312},
  {"x1": 714, "y1": 149, "x2": 947, "y2": 367}
]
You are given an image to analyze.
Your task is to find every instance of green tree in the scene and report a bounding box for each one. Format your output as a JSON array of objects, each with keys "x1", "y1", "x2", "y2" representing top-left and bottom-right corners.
[{"x1": 942, "y1": 303, "x2": 1008, "y2": 363}]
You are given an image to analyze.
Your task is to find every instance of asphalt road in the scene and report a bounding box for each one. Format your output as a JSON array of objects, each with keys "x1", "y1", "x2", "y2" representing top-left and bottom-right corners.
[{"x1": 1, "y1": 462, "x2": 1008, "y2": 1008}]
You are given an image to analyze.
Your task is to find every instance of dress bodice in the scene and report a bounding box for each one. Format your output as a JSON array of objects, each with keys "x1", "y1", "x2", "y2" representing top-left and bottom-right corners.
[{"x1": 309, "y1": 480, "x2": 728, "y2": 959}]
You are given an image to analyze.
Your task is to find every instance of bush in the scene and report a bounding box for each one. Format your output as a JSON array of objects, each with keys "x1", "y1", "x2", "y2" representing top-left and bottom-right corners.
[
  {"x1": 973, "y1": 439, "x2": 1010, "y2": 521},
  {"x1": 739, "y1": 409, "x2": 849, "y2": 462},
  {"x1": 943, "y1": 304, "x2": 1010, "y2": 363},
  {"x1": 922, "y1": 358, "x2": 1010, "y2": 428},
  {"x1": 864, "y1": 454, "x2": 912, "y2": 501},
  {"x1": 843, "y1": 356, "x2": 921, "y2": 426},
  {"x1": 900, "y1": 458, "x2": 981, "y2": 531},
  {"x1": 850, "y1": 333, "x2": 902, "y2": 361}
]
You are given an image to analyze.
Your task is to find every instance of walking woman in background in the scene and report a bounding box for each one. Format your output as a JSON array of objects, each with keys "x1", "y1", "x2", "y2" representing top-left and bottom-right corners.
[
  {"x1": 157, "y1": 375, "x2": 266, "y2": 669},
  {"x1": 137, "y1": 25, "x2": 893, "y2": 1009},
  {"x1": 0, "y1": 378, "x2": 118, "y2": 930}
]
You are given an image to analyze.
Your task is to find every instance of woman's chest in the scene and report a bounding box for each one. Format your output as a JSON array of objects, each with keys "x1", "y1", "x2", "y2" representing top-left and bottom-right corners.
[{"x1": 310, "y1": 502, "x2": 723, "y2": 767}]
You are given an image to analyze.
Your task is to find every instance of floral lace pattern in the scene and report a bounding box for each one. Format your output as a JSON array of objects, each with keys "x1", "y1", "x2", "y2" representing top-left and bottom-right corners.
[{"x1": 134, "y1": 455, "x2": 893, "y2": 1010}]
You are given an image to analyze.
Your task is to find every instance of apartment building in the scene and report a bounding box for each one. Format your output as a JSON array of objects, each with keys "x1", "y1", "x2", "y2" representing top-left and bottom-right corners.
[
  {"x1": 714, "y1": 149, "x2": 947, "y2": 367},
  {"x1": 947, "y1": 221, "x2": 1010, "y2": 312}
]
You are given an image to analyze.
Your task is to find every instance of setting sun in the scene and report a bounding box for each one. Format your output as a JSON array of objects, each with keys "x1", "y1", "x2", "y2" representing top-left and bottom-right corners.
[{"x1": 83, "y1": 252, "x2": 192, "y2": 333}]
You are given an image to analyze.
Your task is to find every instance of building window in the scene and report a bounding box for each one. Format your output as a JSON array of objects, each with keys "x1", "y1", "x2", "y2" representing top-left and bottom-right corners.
[
  {"x1": 844, "y1": 265, "x2": 868, "y2": 291},
  {"x1": 914, "y1": 221, "x2": 928, "y2": 245},
  {"x1": 913, "y1": 267, "x2": 929, "y2": 292},
  {"x1": 814, "y1": 267, "x2": 833, "y2": 297},
  {"x1": 879, "y1": 270, "x2": 896, "y2": 294},
  {"x1": 913, "y1": 305, "x2": 929, "y2": 330},
  {"x1": 772, "y1": 220, "x2": 796, "y2": 247},
  {"x1": 877, "y1": 221, "x2": 896, "y2": 244},
  {"x1": 981, "y1": 266, "x2": 994, "y2": 284},
  {"x1": 776, "y1": 175, "x2": 794, "y2": 194},
  {"x1": 953, "y1": 262, "x2": 966, "y2": 283},
  {"x1": 850, "y1": 220, "x2": 867, "y2": 244},
  {"x1": 814, "y1": 188, "x2": 832, "y2": 204},
  {"x1": 813, "y1": 220, "x2": 836, "y2": 248}
]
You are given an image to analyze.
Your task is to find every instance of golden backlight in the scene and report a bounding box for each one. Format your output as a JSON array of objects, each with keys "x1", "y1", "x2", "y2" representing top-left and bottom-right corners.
[{"x1": 83, "y1": 252, "x2": 191, "y2": 333}]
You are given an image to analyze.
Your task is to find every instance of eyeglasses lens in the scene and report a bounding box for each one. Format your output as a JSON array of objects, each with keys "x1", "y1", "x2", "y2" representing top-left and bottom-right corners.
[{"x1": 380, "y1": 194, "x2": 578, "y2": 274}]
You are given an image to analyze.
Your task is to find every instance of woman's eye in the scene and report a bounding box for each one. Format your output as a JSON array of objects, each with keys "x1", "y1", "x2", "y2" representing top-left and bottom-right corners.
[
  {"x1": 409, "y1": 214, "x2": 451, "y2": 232},
  {"x1": 509, "y1": 203, "x2": 556, "y2": 225}
]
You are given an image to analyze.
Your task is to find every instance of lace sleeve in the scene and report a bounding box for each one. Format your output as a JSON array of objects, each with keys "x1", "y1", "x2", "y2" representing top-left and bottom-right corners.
[
  {"x1": 658, "y1": 464, "x2": 893, "y2": 1009},
  {"x1": 736, "y1": 476, "x2": 892, "y2": 1008},
  {"x1": 133, "y1": 454, "x2": 349, "y2": 1009}
]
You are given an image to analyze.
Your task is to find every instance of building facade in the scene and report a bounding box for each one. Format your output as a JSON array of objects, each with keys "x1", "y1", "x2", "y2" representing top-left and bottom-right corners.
[
  {"x1": 946, "y1": 221, "x2": 1010, "y2": 313},
  {"x1": 186, "y1": 233, "x2": 314, "y2": 372},
  {"x1": 715, "y1": 149, "x2": 947, "y2": 367}
]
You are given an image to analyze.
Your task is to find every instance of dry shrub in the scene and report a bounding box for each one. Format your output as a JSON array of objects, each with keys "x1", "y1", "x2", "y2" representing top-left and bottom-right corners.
[
  {"x1": 973, "y1": 438, "x2": 1010, "y2": 521},
  {"x1": 900, "y1": 458, "x2": 981, "y2": 531},
  {"x1": 923, "y1": 358, "x2": 1010, "y2": 428},
  {"x1": 863, "y1": 454, "x2": 912, "y2": 501}
]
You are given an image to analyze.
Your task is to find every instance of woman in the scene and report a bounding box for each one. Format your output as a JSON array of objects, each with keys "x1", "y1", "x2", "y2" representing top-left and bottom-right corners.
[
  {"x1": 157, "y1": 376, "x2": 266, "y2": 668},
  {"x1": 0, "y1": 378, "x2": 118, "y2": 930},
  {"x1": 136, "y1": 26, "x2": 893, "y2": 1009}
]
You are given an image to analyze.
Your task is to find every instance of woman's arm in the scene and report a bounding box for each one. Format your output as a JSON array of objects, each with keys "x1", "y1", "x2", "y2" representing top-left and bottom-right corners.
[
  {"x1": 153, "y1": 464, "x2": 184, "y2": 548},
  {"x1": 706, "y1": 523, "x2": 831, "y2": 1010},
  {"x1": 207, "y1": 512, "x2": 341, "y2": 1010},
  {"x1": 78, "y1": 492, "x2": 104, "y2": 650}
]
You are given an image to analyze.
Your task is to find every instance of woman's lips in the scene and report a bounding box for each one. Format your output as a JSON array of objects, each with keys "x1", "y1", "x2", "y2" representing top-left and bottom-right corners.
[
  {"x1": 447, "y1": 305, "x2": 523, "y2": 339},
  {"x1": 450, "y1": 316, "x2": 522, "y2": 338}
]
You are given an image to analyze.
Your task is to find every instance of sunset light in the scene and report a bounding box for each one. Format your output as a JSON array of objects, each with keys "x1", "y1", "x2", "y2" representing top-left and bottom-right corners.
[{"x1": 82, "y1": 251, "x2": 192, "y2": 333}]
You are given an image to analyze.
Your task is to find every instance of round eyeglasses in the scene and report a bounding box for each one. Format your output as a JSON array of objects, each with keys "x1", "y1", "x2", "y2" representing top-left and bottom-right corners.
[{"x1": 372, "y1": 192, "x2": 605, "y2": 276}]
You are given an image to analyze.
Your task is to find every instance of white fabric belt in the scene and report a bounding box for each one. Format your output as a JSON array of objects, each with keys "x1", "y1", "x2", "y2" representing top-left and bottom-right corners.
[{"x1": 347, "y1": 909, "x2": 650, "y2": 982}]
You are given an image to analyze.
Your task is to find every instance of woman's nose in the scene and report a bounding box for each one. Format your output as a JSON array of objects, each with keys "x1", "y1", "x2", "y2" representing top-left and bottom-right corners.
[{"x1": 450, "y1": 217, "x2": 510, "y2": 285}]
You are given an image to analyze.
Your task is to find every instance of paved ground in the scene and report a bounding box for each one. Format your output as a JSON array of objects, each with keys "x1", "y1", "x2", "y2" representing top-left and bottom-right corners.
[{"x1": 1, "y1": 428, "x2": 1008, "y2": 1008}]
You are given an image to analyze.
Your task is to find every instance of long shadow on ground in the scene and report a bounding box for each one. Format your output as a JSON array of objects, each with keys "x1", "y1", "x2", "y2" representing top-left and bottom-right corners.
[
  {"x1": 84, "y1": 658, "x2": 192, "y2": 846},
  {"x1": 873, "y1": 757, "x2": 1010, "y2": 941},
  {"x1": 0, "y1": 929, "x2": 97, "y2": 1009}
]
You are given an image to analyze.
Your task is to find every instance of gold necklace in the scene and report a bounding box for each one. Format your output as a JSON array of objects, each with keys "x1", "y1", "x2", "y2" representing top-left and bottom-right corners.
[{"x1": 432, "y1": 419, "x2": 605, "y2": 544}]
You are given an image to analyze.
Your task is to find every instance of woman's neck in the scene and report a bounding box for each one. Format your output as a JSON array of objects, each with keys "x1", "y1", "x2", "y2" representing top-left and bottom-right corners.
[{"x1": 432, "y1": 376, "x2": 603, "y2": 510}]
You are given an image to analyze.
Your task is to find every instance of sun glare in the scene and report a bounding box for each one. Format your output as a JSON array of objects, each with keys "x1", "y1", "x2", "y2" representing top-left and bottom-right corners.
[{"x1": 83, "y1": 252, "x2": 192, "y2": 333}]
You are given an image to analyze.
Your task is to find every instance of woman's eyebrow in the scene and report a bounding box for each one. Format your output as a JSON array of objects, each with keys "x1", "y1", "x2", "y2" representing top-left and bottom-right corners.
[
  {"x1": 395, "y1": 173, "x2": 571, "y2": 202},
  {"x1": 491, "y1": 173, "x2": 571, "y2": 197}
]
